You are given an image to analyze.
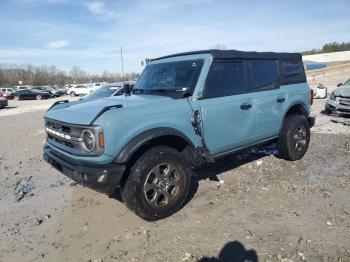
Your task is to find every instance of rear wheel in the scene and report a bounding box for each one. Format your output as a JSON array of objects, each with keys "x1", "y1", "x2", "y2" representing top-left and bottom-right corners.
[
  {"x1": 70, "y1": 91, "x2": 76, "y2": 97},
  {"x1": 121, "y1": 146, "x2": 191, "y2": 221},
  {"x1": 278, "y1": 114, "x2": 310, "y2": 161}
]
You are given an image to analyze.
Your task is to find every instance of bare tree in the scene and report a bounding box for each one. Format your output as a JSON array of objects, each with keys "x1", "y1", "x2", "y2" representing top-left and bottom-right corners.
[{"x1": 0, "y1": 63, "x2": 133, "y2": 87}]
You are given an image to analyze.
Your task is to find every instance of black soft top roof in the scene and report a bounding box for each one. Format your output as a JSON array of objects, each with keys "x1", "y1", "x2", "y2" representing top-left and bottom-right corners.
[{"x1": 154, "y1": 49, "x2": 302, "y2": 61}]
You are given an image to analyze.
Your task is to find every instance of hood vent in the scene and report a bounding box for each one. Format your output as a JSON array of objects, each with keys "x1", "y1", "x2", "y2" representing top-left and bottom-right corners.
[{"x1": 90, "y1": 104, "x2": 123, "y2": 125}]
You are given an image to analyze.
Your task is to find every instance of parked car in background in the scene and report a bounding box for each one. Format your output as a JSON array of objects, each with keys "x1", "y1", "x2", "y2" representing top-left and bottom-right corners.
[
  {"x1": 325, "y1": 78, "x2": 350, "y2": 115},
  {"x1": 13, "y1": 89, "x2": 52, "y2": 100},
  {"x1": 0, "y1": 91, "x2": 14, "y2": 100},
  {"x1": 66, "y1": 85, "x2": 93, "y2": 97},
  {"x1": 54, "y1": 86, "x2": 68, "y2": 96},
  {"x1": 33, "y1": 86, "x2": 60, "y2": 97},
  {"x1": 337, "y1": 79, "x2": 350, "y2": 87},
  {"x1": 81, "y1": 81, "x2": 136, "y2": 101},
  {"x1": 81, "y1": 83, "x2": 124, "y2": 101},
  {"x1": 85, "y1": 82, "x2": 108, "y2": 91},
  {"x1": 0, "y1": 97, "x2": 8, "y2": 109},
  {"x1": 14, "y1": 85, "x2": 32, "y2": 90},
  {"x1": 1, "y1": 87, "x2": 15, "y2": 94}
]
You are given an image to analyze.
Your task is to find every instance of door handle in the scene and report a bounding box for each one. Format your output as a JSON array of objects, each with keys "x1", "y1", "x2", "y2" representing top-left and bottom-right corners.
[
  {"x1": 277, "y1": 97, "x2": 285, "y2": 103},
  {"x1": 240, "y1": 103, "x2": 252, "y2": 110}
]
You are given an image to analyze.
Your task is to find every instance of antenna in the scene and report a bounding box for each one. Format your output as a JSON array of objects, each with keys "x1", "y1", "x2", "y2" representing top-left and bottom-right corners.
[{"x1": 120, "y1": 47, "x2": 125, "y2": 82}]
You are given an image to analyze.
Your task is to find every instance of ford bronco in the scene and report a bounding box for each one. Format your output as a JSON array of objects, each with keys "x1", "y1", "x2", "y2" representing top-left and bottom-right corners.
[{"x1": 43, "y1": 50, "x2": 314, "y2": 220}]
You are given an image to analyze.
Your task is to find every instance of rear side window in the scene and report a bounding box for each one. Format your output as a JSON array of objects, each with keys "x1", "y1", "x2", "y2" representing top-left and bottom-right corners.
[
  {"x1": 281, "y1": 60, "x2": 305, "y2": 85},
  {"x1": 203, "y1": 61, "x2": 247, "y2": 99},
  {"x1": 250, "y1": 60, "x2": 278, "y2": 92},
  {"x1": 283, "y1": 61, "x2": 302, "y2": 77}
]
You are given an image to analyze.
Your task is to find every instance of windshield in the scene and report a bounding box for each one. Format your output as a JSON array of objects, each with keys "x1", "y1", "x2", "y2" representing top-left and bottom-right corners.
[
  {"x1": 343, "y1": 79, "x2": 350, "y2": 86},
  {"x1": 135, "y1": 59, "x2": 204, "y2": 94},
  {"x1": 84, "y1": 85, "x2": 122, "y2": 100}
]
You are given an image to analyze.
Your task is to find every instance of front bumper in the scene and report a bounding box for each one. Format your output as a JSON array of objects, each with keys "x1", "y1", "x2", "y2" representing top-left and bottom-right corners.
[
  {"x1": 43, "y1": 145, "x2": 126, "y2": 195},
  {"x1": 325, "y1": 99, "x2": 350, "y2": 115}
]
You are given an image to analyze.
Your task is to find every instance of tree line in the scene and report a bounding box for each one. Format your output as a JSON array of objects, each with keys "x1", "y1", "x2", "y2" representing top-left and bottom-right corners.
[
  {"x1": 0, "y1": 63, "x2": 138, "y2": 87},
  {"x1": 302, "y1": 41, "x2": 350, "y2": 55}
]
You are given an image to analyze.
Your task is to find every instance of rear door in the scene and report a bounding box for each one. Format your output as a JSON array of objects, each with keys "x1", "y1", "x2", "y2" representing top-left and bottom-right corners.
[
  {"x1": 199, "y1": 60, "x2": 256, "y2": 156},
  {"x1": 247, "y1": 60, "x2": 283, "y2": 140}
]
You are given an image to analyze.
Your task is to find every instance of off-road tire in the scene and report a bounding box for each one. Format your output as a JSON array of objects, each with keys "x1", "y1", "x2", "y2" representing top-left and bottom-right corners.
[
  {"x1": 278, "y1": 114, "x2": 310, "y2": 161},
  {"x1": 121, "y1": 146, "x2": 191, "y2": 221},
  {"x1": 70, "y1": 92, "x2": 76, "y2": 97}
]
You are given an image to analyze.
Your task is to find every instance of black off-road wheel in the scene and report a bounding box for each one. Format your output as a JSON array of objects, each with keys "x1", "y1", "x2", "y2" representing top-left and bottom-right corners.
[
  {"x1": 278, "y1": 114, "x2": 310, "y2": 161},
  {"x1": 121, "y1": 146, "x2": 191, "y2": 221}
]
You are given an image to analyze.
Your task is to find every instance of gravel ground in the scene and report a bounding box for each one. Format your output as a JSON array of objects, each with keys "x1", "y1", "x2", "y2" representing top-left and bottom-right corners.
[{"x1": 0, "y1": 76, "x2": 349, "y2": 262}]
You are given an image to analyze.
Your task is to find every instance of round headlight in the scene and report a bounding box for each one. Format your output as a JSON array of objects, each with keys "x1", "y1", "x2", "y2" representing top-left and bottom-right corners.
[{"x1": 81, "y1": 129, "x2": 95, "y2": 152}]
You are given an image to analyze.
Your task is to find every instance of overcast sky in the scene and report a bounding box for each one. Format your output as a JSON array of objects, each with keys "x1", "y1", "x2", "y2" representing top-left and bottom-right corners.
[{"x1": 0, "y1": 0, "x2": 349, "y2": 73}]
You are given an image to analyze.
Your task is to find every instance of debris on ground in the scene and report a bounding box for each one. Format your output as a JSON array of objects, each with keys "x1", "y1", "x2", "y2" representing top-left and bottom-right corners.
[{"x1": 14, "y1": 176, "x2": 35, "y2": 202}]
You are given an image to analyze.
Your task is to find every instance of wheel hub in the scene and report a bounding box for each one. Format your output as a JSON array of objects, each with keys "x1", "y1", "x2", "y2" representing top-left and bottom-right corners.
[
  {"x1": 143, "y1": 163, "x2": 181, "y2": 207},
  {"x1": 294, "y1": 126, "x2": 307, "y2": 151}
]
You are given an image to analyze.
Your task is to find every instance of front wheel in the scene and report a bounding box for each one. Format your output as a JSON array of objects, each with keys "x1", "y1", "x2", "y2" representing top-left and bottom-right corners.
[
  {"x1": 70, "y1": 91, "x2": 76, "y2": 97},
  {"x1": 121, "y1": 146, "x2": 191, "y2": 221},
  {"x1": 36, "y1": 95, "x2": 42, "y2": 100},
  {"x1": 14, "y1": 95, "x2": 20, "y2": 101},
  {"x1": 278, "y1": 114, "x2": 310, "y2": 161}
]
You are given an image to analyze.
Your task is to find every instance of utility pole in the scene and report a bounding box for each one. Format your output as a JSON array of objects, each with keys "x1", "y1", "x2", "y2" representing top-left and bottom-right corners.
[{"x1": 120, "y1": 47, "x2": 125, "y2": 81}]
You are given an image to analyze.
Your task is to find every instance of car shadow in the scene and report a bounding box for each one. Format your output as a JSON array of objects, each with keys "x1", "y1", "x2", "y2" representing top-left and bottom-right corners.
[
  {"x1": 198, "y1": 240, "x2": 258, "y2": 262},
  {"x1": 185, "y1": 143, "x2": 278, "y2": 206},
  {"x1": 3, "y1": 106, "x2": 17, "y2": 109}
]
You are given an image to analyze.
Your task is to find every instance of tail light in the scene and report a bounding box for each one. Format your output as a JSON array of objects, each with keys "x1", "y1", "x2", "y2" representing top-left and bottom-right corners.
[{"x1": 310, "y1": 89, "x2": 314, "y2": 106}]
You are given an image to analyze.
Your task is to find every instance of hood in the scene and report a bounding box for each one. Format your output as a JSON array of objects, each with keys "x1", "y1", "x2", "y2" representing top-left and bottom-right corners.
[
  {"x1": 45, "y1": 94, "x2": 173, "y2": 125},
  {"x1": 334, "y1": 86, "x2": 350, "y2": 97}
]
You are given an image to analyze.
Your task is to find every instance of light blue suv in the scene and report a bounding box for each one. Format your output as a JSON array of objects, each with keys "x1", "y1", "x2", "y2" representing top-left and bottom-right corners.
[{"x1": 43, "y1": 50, "x2": 315, "y2": 220}]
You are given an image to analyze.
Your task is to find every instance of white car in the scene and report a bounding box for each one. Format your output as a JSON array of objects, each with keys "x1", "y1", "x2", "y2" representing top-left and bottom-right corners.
[
  {"x1": 66, "y1": 85, "x2": 93, "y2": 97},
  {"x1": 14, "y1": 85, "x2": 32, "y2": 90},
  {"x1": 84, "y1": 82, "x2": 108, "y2": 91},
  {"x1": 1, "y1": 88, "x2": 15, "y2": 94}
]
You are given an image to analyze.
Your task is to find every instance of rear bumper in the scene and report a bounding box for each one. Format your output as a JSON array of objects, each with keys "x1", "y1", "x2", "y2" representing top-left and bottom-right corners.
[{"x1": 43, "y1": 145, "x2": 125, "y2": 195}]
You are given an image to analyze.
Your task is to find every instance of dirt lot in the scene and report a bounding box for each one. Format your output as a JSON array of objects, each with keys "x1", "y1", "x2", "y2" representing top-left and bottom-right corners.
[{"x1": 0, "y1": 76, "x2": 349, "y2": 262}]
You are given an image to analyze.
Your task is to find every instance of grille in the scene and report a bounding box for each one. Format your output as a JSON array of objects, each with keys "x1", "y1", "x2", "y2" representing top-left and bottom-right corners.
[
  {"x1": 45, "y1": 119, "x2": 84, "y2": 154},
  {"x1": 339, "y1": 97, "x2": 350, "y2": 106}
]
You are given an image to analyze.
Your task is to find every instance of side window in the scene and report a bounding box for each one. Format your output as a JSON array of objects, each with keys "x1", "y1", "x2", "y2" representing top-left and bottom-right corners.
[
  {"x1": 203, "y1": 61, "x2": 247, "y2": 99},
  {"x1": 250, "y1": 60, "x2": 279, "y2": 92},
  {"x1": 283, "y1": 61, "x2": 302, "y2": 77},
  {"x1": 281, "y1": 60, "x2": 305, "y2": 85}
]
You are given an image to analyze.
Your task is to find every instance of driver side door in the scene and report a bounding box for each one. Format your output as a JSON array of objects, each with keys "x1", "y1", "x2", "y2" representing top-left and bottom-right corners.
[{"x1": 199, "y1": 60, "x2": 256, "y2": 156}]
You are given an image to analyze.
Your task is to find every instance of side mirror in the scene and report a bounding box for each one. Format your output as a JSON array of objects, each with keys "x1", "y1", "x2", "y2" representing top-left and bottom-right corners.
[
  {"x1": 337, "y1": 82, "x2": 343, "y2": 87},
  {"x1": 123, "y1": 83, "x2": 131, "y2": 95}
]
